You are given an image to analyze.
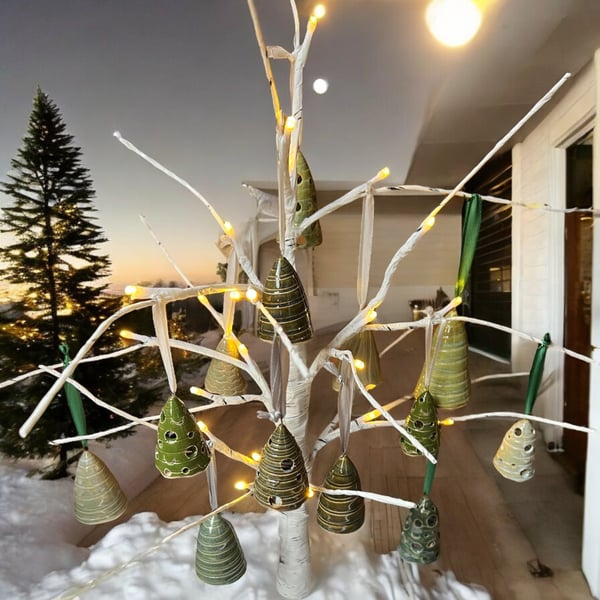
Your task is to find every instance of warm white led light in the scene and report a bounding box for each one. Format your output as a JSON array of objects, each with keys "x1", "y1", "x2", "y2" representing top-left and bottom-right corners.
[
  {"x1": 425, "y1": 0, "x2": 482, "y2": 48},
  {"x1": 313, "y1": 78, "x2": 329, "y2": 95}
]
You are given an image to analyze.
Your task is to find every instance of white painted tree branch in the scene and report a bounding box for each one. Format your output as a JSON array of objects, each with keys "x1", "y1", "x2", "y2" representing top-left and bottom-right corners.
[
  {"x1": 312, "y1": 484, "x2": 416, "y2": 510},
  {"x1": 190, "y1": 388, "x2": 267, "y2": 409},
  {"x1": 197, "y1": 421, "x2": 259, "y2": 468}
]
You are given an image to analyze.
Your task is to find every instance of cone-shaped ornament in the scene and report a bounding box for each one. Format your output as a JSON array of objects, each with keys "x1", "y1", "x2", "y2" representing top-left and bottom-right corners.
[
  {"x1": 317, "y1": 454, "x2": 365, "y2": 534},
  {"x1": 413, "y1": 310, "x2": 470, "y2": 409},
  {"x1": 204, "y1": 336, "x2": 247, "y2": 396},
  {"x1": 195, "y1": 513, "x2": 247, "y2": 585},
  {"x1": 294, "y1": 151, "x2": 322, "y2": 249},
  {"x1": 253, "y1": 423, "x2": 308, "y2": 511},
  {"x1": 398, "y1": 494, "x2": 440, "y2": 564},
  {"x1": 493, "y1": 418, "x2": 536, "y2": 482},
  {"x1": 400, "y1": 391, "x2": 440, "y2": 458},
  {"x1": 73, "y1": 450, "x2": 127, "y2": 525},
  {"x1": 155, "y1": 395, "x2": 210, "y2": 478},
  {"x1": 257, "y1": 257, "x2": 313, "y2": 343},
  {"x1": 333, "y1": 330, "x2": 382, "y2": 392}
]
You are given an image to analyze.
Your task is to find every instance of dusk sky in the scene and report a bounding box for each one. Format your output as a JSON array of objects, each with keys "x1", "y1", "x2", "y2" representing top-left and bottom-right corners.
[{"x1": 0, "y1": 0, "x2": 448, "y2": 290}]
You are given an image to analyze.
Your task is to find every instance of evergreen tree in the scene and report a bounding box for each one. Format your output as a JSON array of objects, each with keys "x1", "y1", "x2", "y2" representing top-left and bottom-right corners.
[{"x1": 0, "y1": 88, "x2": 158, "y2": 475}]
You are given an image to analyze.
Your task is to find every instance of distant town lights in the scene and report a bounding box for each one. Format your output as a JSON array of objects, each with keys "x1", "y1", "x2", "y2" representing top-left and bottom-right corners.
[{"x1": 425, "y1": 0, "x2": 482, "y2": 47}]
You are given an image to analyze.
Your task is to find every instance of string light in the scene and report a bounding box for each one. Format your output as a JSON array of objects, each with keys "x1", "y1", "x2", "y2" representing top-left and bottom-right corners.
[
  {"x1": 197, "y1": 420, "x2": 209, "y2": 433},
  {"x1": 190, "y1": 386, "x2": 201, "y2": 396},
  {"x1": 234, "y1": 481, "x2": 248, "y2": 491},
  {"x1": 230, "y1": 290, "x2": 242, "y2": 301},
  {"x1": 223, "y1": 221, "x2": 234, "y2": 235},
  {"x1": 423, "y1": 216, "x2": 436, "y2": 231},
  {"x1": 251, "y1": 451, "x2": 261, "y2": 462},
  {"x1": 246, "y1": 288, "x2": 258, "y2": 303},
  {"x1": 425, "y1": 0, "x2": 482, "y2": 48},
  {"x1": 363, "y1": 410, "x2": 380, "y2": 422},
  {"x1": 378, "y1": 167, "x2": 390, "y2": 180},
  {"x1": 367, "y1": 309, "x2": 378, "y2": 322},
  {"x1": 440, "y1": 418, "x2": 455, "y2": 426},
  {"x1": 306, "y1": 487, "x2": 315, "y2": 498},
  {"x1": 285, "y1": 116, "x2": 297, "y2": 132},
  {"x1": 197, "y1": 293, "x2": 209, "y2": 306},
  {"x1": 237, "y1": 343, "x2": 248, "y2": 357},
  {"x1": 312, "y1": 4, "x2": 326, "y2": 19},
  {"x1": 124, "y1": 285, "x2": 137, "y2": 296},
  {"x1": 354, "y1": 359, "x2": 365, "y2": 371},
  {"x1": 119, "y1": 329, "x2": 134, "y2": 340}
]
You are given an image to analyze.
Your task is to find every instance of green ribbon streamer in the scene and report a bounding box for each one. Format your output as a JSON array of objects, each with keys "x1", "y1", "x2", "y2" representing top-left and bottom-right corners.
[
  {"x1": 455, "y1": 194, "x2": 483, "y2": 298},
  {"x1": 524, "y1": 333, "x2": 551, "y2": 416},
  {"x1": 59, "y1": 343, "x2": 88, "y2": 448},
  {"x1": 423, "y1": 458, "x2": 437, "y2": 496}
]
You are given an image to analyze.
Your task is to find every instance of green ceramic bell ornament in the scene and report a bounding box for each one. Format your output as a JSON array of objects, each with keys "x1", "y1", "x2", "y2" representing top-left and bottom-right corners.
[
  {"x1": 332, "y1": 329, "x2": 382, "y2": 392},
  {"x1": 400, "y1": 390, "x2": 440, "y2": 458},
  {"x1": 73, "y1": 450, "x2": 128, "y2": 525},
  {"x1": 257, "y1": 256, "x2": 313, "y2": 343},
  {"x1": 155, "y1": 395, "x2": 210, "y2": 478},
  {"x1": 294, "y1": 150, "x2": 322, "y2": 249},
  {"x1": 195, "y1": 513, "x2": 247, "y2": 585},
  {"x1": 204, "y1": 335, "x2": 247, "y2": 396}
]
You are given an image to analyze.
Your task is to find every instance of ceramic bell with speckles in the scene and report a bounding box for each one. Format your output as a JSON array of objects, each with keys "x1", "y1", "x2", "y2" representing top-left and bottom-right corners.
[
  {"x1": 204, "y1": 336, "x2": 247, "y2": 396},
  {"x1": 73, "y1": 450, "x2": 128, "y2": 525},
  {"x1": 294, "y1": 150, "x2": 322, "y2": 249},
  {"x1": 398, "y1": 494, "x2": 440, "y2": 564},
  {"x1": 253, "y1": 423, "x2": 308, "y2": 511},
  {"x1": 493, "y1": 418, "x2": 536, "y2": 482},
  {"x1": 317, "y1": 454, "x2": 365, "y2": 534},
  {"x1": 400, "y1": 390, "x2": 440, "y2": 458},
  {"x1": 154, "y1": 395, "x2": 210, "y2": 478},
  {"x1": 195, "y1": 513, "x2": 247, "y2": 585}
]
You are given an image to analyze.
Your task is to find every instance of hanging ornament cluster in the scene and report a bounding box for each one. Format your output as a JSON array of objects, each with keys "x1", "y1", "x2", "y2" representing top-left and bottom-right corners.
[
  {"x1": 257, "y1": 256, "x2": 313, "y2": 343},
  {"x1": 294, "y1": 150, "x2": 322, "y2": 249},
  {"x1": 400, "y1": 390, "x2": 440, "y2": 458},
  {"x1": 317, "y1": 453, "x2": 365, "y2": 534},
  {"x1": 398, "y1": 494, "x2": 440, "y2": 564},
  {"x1": 155, "y1": 395, "x2": 210, "y2": 478},
  {"x1": 332, "y1": 329, "x2": 382, "y2": 392},
  {"x1": 204, "y1": 336, "x2": 247, "y2": 396}
]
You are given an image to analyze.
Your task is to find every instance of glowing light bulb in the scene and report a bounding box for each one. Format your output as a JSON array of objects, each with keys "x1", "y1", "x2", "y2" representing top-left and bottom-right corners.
[
  {"x1": 197, "y1": 420, "x2": 208, "y2": 432},
  {"x1": 223, "y1": 221, "x2": 234, "y2": 234},
  {"x1": 119, "y1": 329, "x2": 134, "y2": 339},
  {"x1": 313, "y1": 4, "x2": 326, "y2": 19},
  {"x1": 454, "y1": 296, "x2": 463, "y2": 307},
  {"x1": 285, "y1": 116, "x2": 297, "y2": 132},
  {"x1": 238, "y1": 343, "x2": 248, "y2": 357},
  {"x1": 246, "y1": 288, "x2": 258, "y2": 303},
  {"x1": 363, "y1": 410, "x2": 380, "y2": 422},
  {"x1": 440, "y1": 418, "x2": 455, "y2": 426},
  {"x1": 425, "y1": 0, "x2": 482, "y2": 48},
  {"x1": 424, "y1": 216, "x2": 436, "y2": 231},
  {"x1": 313, "y1": 78, "x2": 329, "y2": 95},
  {"x1": 197, "y1": 293, "x2": 209, "y2": 305},
  {"x1": 124, "y1": 285, "x2": 137, "y2": 296},
  {"x1": 234, "y1": 481, "x2": 248, "y2": 491},
  {"x1": 367, "y1": 309, "x2": 378, "y2": 322},
  {"x1": 230, "y1": 290, "x2": 242, "y2": 301},
  {"x1": 190, "y1": 386, "x2": 201, "y2": 396},
  {"x1": 378, "y1": 167, "x2": 390, "y2": 180},
  {"x1": 251, "y1": 451, "x2": 261, "y2": 462},
  {"x1": 306, "y1": 487, "x2": 315, "y2": 498},
  {"x1": 354, "y1": 359, "x2": 365, "y2": 371}
]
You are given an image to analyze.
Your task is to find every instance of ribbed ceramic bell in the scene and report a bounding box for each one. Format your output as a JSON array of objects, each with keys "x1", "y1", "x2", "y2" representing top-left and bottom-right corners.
[
  {"x1": 317, "y1": 454, "x2": 365, "y2": 534},
  {"x1": 332, "y1": 330, "x2": 382, "y2": 392},
  {"x1": 73, "y1": 450, "x2": 127, "y2": 525},
  {"x1": 253, "y1": 423, "x2": 309, "y2": 511},
  {"x1": 195, "y1": 513, "x2": 247, "y2": 585},
  {"x1": 155, "y1": 395, "x2": 210, "y2": 478},
  {"x1": 257, "y1": 257, "x2": 313, "y2": 344},
  {"x1": 493, "y1": 418, "x2": 536, "y2": 482},
  {"x1": 400, "y1": 390, "x2": 440, "y2": 458},
  {"x1": 294, "y1": 150, "x2": 322, "y2": 249},
  {"x1": 398, "y1": 494, "x2": 440, "y2": 564},
  {"x1": 413, "y1": 310, "x2": 470, "y2": 409},
  {"x1": 204, "y1": 336, "x2": 247, "y2": 396}
]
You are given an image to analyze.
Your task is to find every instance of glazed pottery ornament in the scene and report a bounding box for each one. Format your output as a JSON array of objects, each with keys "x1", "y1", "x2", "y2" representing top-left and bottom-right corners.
[
  {"x1": 204, "y1": 336, "x2": 247, "y2": 396},
  {"x1": 253, "y1": 423, "x2": 309, "y2": 510},
  {"x1": 195, "y1": 513, "x2": 247, "y2": 585},
  {"x1": 493, "y1": 418, "x2": 536, "y2": 482},
  {"x1": 400, "y1": 390, "x2": 440, "y2": 458},
  {"x1": 294, "y1": 150, "x2": 322, "y2": 249},
  {"x1": 257, "y1": 257, "x2": 313, "y2": 343},
  {"x1": 155, "y1": 395, "x2": 210, "y2": 478},
  {"x1": 398, "y1": 494, "x2": 440, "y2": 564},
  {"x1": 333, "y1": 330, "x2": 382, "y2": 392},
  {"x1": 413, "y1": 310, "x2": 470, "y2": 409},
  {"x1": 317, "y1": 454, "x2": 365, "y2": 534},
  {"x1": 73, "y1": 450, "x2": 127, "y2": 525}
]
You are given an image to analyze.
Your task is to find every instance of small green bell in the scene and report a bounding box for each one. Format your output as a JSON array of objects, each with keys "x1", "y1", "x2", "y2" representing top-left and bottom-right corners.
[
  {"x1": 257, "y1": 257, "x2": 313, "y2": 344},
  {"x1": 317, "y1": 454, "x2": 365, "y2": 534},
  {"x1": 332, "y1": 330, "x2": 382, "y2": 392},
  {"x1": 253, "y1": 423, "x2": 309, "y2": 511},
  {"x1": 400, "y1": 391, "x2": 440, "y2": 458},
  {"x1": 155, "y1": 395, "x2": 210, "y2": 478},
  {"x1": 493, "y1": 418, "x2": 536, "y2": 482},
  {"x1": 294, "y1": 151, "x2": 322, "y2": 249},
  {"x1": 204, "y1": 336, "x2": 247, "y2": 396},
  {"x1": 398, "y1": 494, "x2": 440, "y2": 564},
  {"x1": 73, "y1": 450, "x2": 128, "y2": 525},
  {"x1": 195, "y1": 513, "x2": 247, "y2": 585}
]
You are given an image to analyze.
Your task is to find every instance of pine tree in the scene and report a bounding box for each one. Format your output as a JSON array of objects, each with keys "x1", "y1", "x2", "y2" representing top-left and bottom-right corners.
[{"x1": 0, "y1": 88, "x2": 158, "y2": 474}]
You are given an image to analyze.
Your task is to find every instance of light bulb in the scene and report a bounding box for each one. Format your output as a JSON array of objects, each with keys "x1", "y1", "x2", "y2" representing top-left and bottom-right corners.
[
  {"x1": 313, "y1": 4, "x2": 326, "y2": 19},
  {"x1": 124, "y1": 285, "x2": 137, "y2": 296},
  {"x1": 306, "y1": 487, "x2": 315, "y2": 498},
  {"x1": 425, "y1": 0, "x2": 482, "y2": 48},
  {"x1": 424, "y1": 216, "x2": 436, "y2": 231},
  {"x1": 313, "y1": 78, "x2": 329, "y2": 95},
  {"x1": 197, "y1": 420, "x2": 208, "y2": 432},
  {"x1": 378, "y1": 167, "x2": 390, "y2": 180},
  {"x1": 230, "y1": 290, "x2": 242, "y2": 301},
  {"x1": 119, "y1": 329, "x2": 134, "y2": 339},
  {"x1": 246, "y1": 288, "x2": 258, "y2": 303},
  {"x1": 251, "y1": 451, "x2": 261, "y2": 462},
  {"x1": 234, "y1": 481, "x2": 248, "y2": 491},
  {"x1": 223, "y1": 221, "x2": 234, "y2": 234},
  {"x1": 354, "y1": 359, "x2": 366, "y2": 371}
]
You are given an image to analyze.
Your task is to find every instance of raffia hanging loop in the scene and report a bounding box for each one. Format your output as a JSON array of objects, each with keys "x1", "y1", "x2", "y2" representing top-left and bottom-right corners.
[
  {"x1": 317, "y1": 453, "x2": 365, "y2": 534},
  {"x1": 195, "y1": 513, "x2": 247, "y2": 585},
  {"x1": 257, "y1": 257, "x2": 313, "y2": 343},
  {"x1": 253, "y1": 423, "x2": 308, "y2": 511},
  {"x1": 493, "y1": 418, "x2": 536, "y2": 482},
  {"x1": 398, "y1": 494, "x2": 440, "y2": 564},
  {"x1": 400, "y1": 390, "x2": 440, "y2": 458},
  {"x1": 294, "y1": 150, "x2": 322, "y2": 249},
  {"x1": 154, "y1": 395, "x2": 210, "y2": 478},
  {"x1": 204, "y1": 336, "x2": 247, "y2": 396},
  {"x1": 73, "y1": 450, "x2": 127, "y2": 525}
]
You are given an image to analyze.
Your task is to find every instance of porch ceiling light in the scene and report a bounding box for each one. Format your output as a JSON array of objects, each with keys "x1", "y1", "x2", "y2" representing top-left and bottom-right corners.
[{"x1": 425, "y1": 0, "x2": 482, "y2": 47}]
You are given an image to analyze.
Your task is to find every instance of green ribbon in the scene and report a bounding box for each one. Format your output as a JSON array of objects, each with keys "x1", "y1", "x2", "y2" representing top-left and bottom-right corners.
[
  {"x1": 59, "y1": 343, "x2": 88, "y2": 448},
  {"x1": 423, "y1": 458, "x2": 437, "y2": 496},
  {"x1": 524, "y1": 333, "x2": 551, "y2": 416},
  {"x1": 455, "y1": 194, "x2": 483, "y2": 298}
]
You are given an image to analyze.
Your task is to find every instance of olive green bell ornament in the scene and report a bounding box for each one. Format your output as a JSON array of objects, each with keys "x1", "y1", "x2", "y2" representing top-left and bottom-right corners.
[
  {"x1": 398, "y1": 461, "x2": 440, "y2": 564},
  {"x1": 196, "y1": 449, "x2": 246, "y2": 585},
  {"x1": 257, "y1": 256, "x2": 313, "y2": 343},
  {"x1": 413, "y1": 195, "x2": 482, "y2": 409},
  {"x1": 204, "y1": 335, "x2": 247, "y2": 396},
  {"x1": 493, "y1": 334, "x2": 551, "y2": 482},
  {"x1": 253, "y1": 335, "x2": 309, "y2": 510},
  {"x1": 155, "y1": 395, "x2": 210, "y2": 478},
  {"x1": 400, "y1": 390, "x2": 440, "y2": 458},
  {"x1": 73, "y1": 450, "x2": 128, "y2": 525},
  {"x1": 332, "y1": 329, "x2": 382, "y2": 392},
  {"x1": 318, "y1": 360, "x2": 365, "y2": 533},
  {"x1": 294, "y1": 150, "x2": 322, "y2": 249}
]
